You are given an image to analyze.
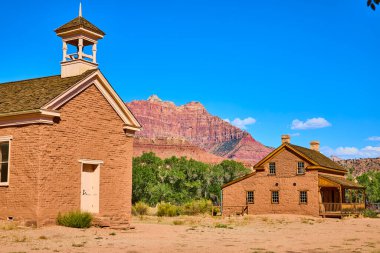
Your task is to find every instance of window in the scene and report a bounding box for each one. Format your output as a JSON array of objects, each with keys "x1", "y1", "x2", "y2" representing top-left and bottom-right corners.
[
  {"x1": 0, "y1": 140, "x2": 10, "y2": 185},
  {"x1": 300, "y1": 191, "x2": 308, "y2": 204},
  {"x1": 246, "y1": 191, "x2": 254, "y2": 204},
  {"x1": 269, "y1": 162, "x2": 276, "y2": 175},
  {"x1": 297, "y1": 162, "x2": 305, "y2": 175},
  {"x1": 271, "y1": 191, "x2": 279, "y2": 204}
]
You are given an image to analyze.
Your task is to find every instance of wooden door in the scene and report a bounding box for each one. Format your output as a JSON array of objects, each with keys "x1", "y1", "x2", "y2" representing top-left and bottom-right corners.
[{"x1": 81, "y1": 163, "x2": 100, "y2": 213}]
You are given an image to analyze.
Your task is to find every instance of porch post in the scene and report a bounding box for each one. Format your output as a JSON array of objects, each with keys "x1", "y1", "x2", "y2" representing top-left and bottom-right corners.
[
  {"x1": 339, "y1": 186, "x2": 342, "y2": 212},
  {"x1": 318, "y1": 187, "x2": 324, "y2": 216}
]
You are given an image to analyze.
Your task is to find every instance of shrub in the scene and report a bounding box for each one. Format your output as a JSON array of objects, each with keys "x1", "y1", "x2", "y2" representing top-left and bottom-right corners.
[
  {"x1": 362, "y1": 209, "x2": 378, "y2": 218},
  {"x1": 215, "y1": 223, "x2": 228, "y2": 228},
  {"x1": 173, "y1": 220, "x2": 185, "y2": 225},
  {"x1": 131, "y1": 206, "x2": 137, "y2": 216},
  {"x1": 212, "y1": 206, "x2": 220, "y2": 216},
  {"x1": 57, "y1": 211, "x2": 93, "y2": 228},
  {"x1": 157, "y1": 202, "x2": 180, "y2": 217},
  {"x1": 133, "y1": 202, "x2": 149, "y2": 216},
  {"x1": 182, "y1": 199, "x2": 212, "y2": 215}
]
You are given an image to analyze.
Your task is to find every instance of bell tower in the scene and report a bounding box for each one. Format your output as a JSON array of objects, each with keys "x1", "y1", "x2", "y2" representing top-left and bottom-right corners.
[{"x1": 55, "y1": 3, "x2": 105, "y2": 78}]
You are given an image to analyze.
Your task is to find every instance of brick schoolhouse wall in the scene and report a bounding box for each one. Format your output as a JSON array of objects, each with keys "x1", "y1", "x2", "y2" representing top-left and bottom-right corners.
[
  {"x1": 38, "y1": 84, "x2": 133, "y2": 225},
  {"x1": 223, "y1": 149, "x2": 319, "y2": 216},
  {"x1": 0, "y1": 125, "x2": 40, "y2": 222}
]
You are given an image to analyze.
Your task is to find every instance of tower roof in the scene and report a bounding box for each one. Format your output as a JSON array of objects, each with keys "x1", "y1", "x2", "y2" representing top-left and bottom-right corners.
[{"x1": 55, "y1": 16, "x2": 105, "y2": 36}]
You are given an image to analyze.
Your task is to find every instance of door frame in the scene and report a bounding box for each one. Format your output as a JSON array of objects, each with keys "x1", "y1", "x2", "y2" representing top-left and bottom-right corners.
[{"x1": 79, "y1": 159, "x2": 103, "y2": 213}]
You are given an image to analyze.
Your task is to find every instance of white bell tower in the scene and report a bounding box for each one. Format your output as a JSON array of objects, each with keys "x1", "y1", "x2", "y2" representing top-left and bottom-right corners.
[{"x1": 55, "y1": 4, "x2": 105, "y2": 78}]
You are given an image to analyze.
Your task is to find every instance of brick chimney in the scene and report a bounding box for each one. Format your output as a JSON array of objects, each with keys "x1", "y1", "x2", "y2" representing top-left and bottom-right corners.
[
  {"x1": 281, "y1": 134, "x2": 290, "y2": 144},
  {"x1": 310, "y1": 141, "x2": 320, "y2": 152}
]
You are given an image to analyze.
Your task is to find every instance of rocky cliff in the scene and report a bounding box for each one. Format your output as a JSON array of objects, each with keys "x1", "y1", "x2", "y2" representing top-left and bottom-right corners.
[
  {"x1": 336, "y1": 157, "x2": 380, "y2": 176},
  {"x1": 127, "y1": 95, "x2": 272, "y2": 164}
]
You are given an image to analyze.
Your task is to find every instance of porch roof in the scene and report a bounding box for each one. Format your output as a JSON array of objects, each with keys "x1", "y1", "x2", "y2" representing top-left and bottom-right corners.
[{"x1": 319, "y1": 174, "x2": 365, "y2": 189}]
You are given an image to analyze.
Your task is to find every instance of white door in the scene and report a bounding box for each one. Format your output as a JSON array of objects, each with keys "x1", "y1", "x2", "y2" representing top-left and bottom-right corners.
[{"x1": 81, "y1": 163, "x2": 100, "y2": 213}]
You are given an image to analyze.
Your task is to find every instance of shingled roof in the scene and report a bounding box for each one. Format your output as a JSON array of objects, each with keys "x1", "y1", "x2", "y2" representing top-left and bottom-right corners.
[
  {"x1": 319, "y1": 174, "x2": 364, "y2": 189},
  {"x1": 0, "y1": 69, "x2": 97, "y2": 114},
  {"x1": 289, "y1": 144, "x2": 346, "y2": 172},
  {"x1": 55, "y1": 16, "x2": 105, "y2": 36}
]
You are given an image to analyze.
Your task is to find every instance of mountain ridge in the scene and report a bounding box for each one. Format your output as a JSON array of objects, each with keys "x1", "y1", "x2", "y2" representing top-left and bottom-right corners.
[{"x1": 127, "y1": 95, "x2": 272, "y2": 165}]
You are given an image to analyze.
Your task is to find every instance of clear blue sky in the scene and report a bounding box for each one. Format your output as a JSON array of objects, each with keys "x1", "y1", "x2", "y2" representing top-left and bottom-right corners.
[{"x1": 0, "y1": 1, "x2": 379, "y2": 159}]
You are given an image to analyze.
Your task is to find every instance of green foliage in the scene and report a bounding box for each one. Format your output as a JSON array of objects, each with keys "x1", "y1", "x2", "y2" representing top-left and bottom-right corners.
[
  {"x1": 368, "y1": 0, "x2": 380, "y2": 10},
  {"x1": 356, "y1": 170, "x2": 380, "y2": 203},
  {"x1": 362, "y1": 209, "x2": 378, "y2": 218},
  {"x1": 56, "y1": 211, "x2": 92, "y2": 228},
  {"x1": 157, "y1": 202, "x2": 180, "y2": 217},
  {"x1": 132, "y1": 152, "x2": 250, "y2": 206},
  {"x1": 181, "y1": 199, "x2": 212, "y2": 215},
  {"x1": 214, "y1": 223, "x2": 228, "y2": 228},
  {"x1": 133, "y1": 202, "x2": 149, "y2": 216}
]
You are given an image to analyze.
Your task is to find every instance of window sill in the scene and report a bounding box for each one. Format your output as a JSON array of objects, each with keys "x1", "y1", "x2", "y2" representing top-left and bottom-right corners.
[
  {"x1": 0, "y1": 183, "x2": 9, "y2": 187},
  {"x1": 268, "y1": 174, "x2": 276, "y2": 176},
  {"x1": 296, "y1": 173, "x2": 305, "y2": 176}
]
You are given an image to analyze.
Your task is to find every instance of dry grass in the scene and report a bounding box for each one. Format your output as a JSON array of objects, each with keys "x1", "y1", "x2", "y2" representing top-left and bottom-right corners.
[
  {"x1": 13, "y1": 235, "x2": 27, "y2": 243},
  {"x1": 0, "y1": 221, "x2": 19, "y2": 230},
  {"x1": 72, "y1": 242, "x2": 86, "y2": 247},
  {"x1": 0, "y1": 215, "x2": 379, "y2": 252},
  {"x1": 173, "y1": 219, "x2": 185, "y2": 225}
]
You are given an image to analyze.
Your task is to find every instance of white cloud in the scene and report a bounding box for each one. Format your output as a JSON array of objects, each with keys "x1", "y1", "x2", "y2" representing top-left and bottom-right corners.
[
  {"x1": 321, "y1": 145, "x2": 380, "y2": 159},
  {"x1": 290, "y1": 133, "x2": 300, "y2": 137},
  {"x1": 291, "y1": 117, "x2": 331, "y2": 130},
  {"x1": 368, "y1": 136, "x2": 380, "y2": 141},
  {"x1": 224, "y1": 117, "x2": 256, "y2": 130}
]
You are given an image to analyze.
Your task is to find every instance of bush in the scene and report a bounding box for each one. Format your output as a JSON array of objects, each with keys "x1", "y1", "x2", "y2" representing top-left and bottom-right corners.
[
  {"x1": 131, "y1": 206, "x2": 137, "y2": 216},
  {"x1": 133, "y1": 202, "x2": 149, "y2": 216},
  {"x1": 212, "y1": 206, "x2": 220, "y2": 216},
  {"x1": 362, "y1": 209, "x2": 378, "y2": 218},
  {"x1": 157, "y1": 202, "x2": 180, "y2": 217},
  {"x1": 215, "y1": 223, "x2": 228, "y2": 228},
  {"x1": 182, "y1": 199, "x2": 212, "y2": 215},
  {"x1": 57, "y1": 211, "x2": 93, "y2": 228}
]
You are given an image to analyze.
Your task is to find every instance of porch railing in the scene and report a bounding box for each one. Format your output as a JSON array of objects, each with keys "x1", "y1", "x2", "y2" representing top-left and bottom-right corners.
[
  {"x1": 368, "y1": 203, "x2": 380, "y2": 213},
  {"x1": 222, "y1": 205, "x2": 248, "y2": 215},
  {"x1": 320, "y1": 202, "x2": 365, "y2": 214}
]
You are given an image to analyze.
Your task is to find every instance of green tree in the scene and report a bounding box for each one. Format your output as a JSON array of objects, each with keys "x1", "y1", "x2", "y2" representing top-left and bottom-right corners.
[
  {"x1": 132, "y1": 153, "x2": 251, "y2": 206},
  {"x1": 132, "y1": 152, "x2": 162, "y2": 205},
  {"x1": 356, "y1": 170, "x2": 380, "y2": 203},
  {"x1": 368, "y1": 0, "x2": 380, "y2": 10}
]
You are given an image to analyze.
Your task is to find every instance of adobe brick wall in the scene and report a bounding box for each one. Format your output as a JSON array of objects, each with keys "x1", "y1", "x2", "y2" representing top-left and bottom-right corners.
[
  {"x1": 0, "y1": 84, "x2": 134, "y2": 226},
  {"x1": 37, "y1": 84, "x2": 133, "y2": 225},
  {"x1": 223, "y1": 148, "x2": 320, "y2": 217},
  {"x1": 0, "y1": 124, "x2": 41, "y2": 223}
]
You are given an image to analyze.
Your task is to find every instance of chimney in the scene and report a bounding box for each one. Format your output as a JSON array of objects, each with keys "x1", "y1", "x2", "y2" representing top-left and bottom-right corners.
[
  {"x1": 310, "y1": 141, "x2": 320, "y2": 152},
  {"x1": 281, "y1": 134, "x2": 290, "y2": 144}
]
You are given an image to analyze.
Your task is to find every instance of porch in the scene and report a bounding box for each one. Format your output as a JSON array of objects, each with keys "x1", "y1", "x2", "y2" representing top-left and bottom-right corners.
[{"x1": 319, "y1": 174, "x2": 366, "y2": 217}]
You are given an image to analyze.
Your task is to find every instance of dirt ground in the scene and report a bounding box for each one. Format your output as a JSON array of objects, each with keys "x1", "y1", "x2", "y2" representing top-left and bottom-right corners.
[{"x1": 0, "y1": 214, "x2": 379, "y2": 253}]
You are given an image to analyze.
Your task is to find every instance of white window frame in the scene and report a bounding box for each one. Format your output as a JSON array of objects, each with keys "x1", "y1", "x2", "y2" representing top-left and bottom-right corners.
[
  {"x1": 271, "y1": 191, "x2": 279, "y2": 204},
  {"x1": 0, "y1": 136, "x2": 12, "y2": 186},
  {"x1": 269, "y1": 162, "x2": 276, "y2": 175},
  {"x1": 297, "y1": 161, "x2": 305, "y2": 175},
  {"x1": 299, "y1": 191, "x2": 308, "y2": 204},
  {"x1": 246, "y1": 191, "x2": 254, "y2": 204}
]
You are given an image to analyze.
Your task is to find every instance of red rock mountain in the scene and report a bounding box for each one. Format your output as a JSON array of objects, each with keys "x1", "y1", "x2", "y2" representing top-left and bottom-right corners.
[
  {"x1": 336, "y1": 157, "x2": 380, "y2": 176},
  {"x1": 126, "y1": 95, "x2": 272, "y2": 165}
]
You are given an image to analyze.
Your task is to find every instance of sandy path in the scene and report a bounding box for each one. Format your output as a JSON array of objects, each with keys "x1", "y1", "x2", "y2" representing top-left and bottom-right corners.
[{"x1": 0, "y1": 215, "x2": 379, "y2": 253}]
